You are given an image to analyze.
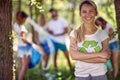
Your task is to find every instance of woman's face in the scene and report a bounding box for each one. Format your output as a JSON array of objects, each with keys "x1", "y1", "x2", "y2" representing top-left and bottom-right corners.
[
  {"x1": 20, "y1": 18, "x2": 26, "y2": 24},
  {"x1": 96, "y1": 20, "x2": 105, "y2": 29},
  {"x1": 80, "y1": 4, "x2": 97, "y2": 24},
  {"x1": 95, "y1": 20, "x2": 103, "y2": 26},
  {"x1": 17, "y1": 17, "x2": 26, "y2": 25}
]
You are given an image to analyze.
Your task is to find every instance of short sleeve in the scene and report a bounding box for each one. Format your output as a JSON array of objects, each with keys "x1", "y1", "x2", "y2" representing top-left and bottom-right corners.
[
  {"x1": 21, "y1": 25, "x2": 27, "y2": 33},
  {"x1": 69, "y1": 30, "x2": 75, "y2": 38},
  {"x1": 100, "y1": 30, "x2": 109, "y2": 42},
  {"x1": 13, "y1": 23, "x2": 18, "y2": 33},
  {"x1": 107, "y1": 23, "x2": 114, "y2": 30}
]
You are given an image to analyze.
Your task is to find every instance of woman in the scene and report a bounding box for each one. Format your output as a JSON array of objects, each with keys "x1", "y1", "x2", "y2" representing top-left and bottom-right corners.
[
  {"x1": 26, "y1": 14, "x2": 55, "y2": 70},
  {"x1": 69, "y1": 0, "x2": 110, "y2": 80},
  {"x1": 13, "y1": 11, "x2": 31, "y2": 80},
  {"x1": 95, "y1": 17, "x2": 120, "y2": 78},
  {"x1": 35, "y1": 14, "x2": 52, "y2": 70}
]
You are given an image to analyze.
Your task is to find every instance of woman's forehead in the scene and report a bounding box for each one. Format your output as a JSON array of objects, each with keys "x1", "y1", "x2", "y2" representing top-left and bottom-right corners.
[{"x1": 81, "y1": 4, "x2": 96, "y2": 11}]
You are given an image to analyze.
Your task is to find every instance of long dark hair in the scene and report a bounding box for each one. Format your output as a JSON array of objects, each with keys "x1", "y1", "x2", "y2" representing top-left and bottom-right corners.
[{"x1": 95, "y1": 17, "x2": 107, "y2": 26}]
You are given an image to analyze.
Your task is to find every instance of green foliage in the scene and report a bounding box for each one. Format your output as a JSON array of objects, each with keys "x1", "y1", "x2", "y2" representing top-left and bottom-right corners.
[
  {"x1": 29, "y1": 0, "x2": 44, "y2": 12},
  {"x1": 12, "y1": 0, "x2": 116, "y2": 27},
  {"x1": 97, "y1": 0, "x2": 116, "y2": 28},
  {"x1": 12, "y1": 0, "x2": 120, "y2": 79}
]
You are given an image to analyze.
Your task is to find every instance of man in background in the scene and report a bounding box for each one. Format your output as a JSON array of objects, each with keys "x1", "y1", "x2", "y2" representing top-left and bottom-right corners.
[{"x1": 46, "y1": 8, "x2": 71, "y2": 70}]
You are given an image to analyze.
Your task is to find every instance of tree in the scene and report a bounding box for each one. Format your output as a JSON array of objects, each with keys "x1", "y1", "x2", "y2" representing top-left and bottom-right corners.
[
  {"x1": 0, "y1": 0, "x2": 13, "y2": 80},
  {"x1": 67, "y1": 0, "x2": 80, "y2": 24},
  {"x1": 51, "y1": 0, "x2": 55, "y2": 8},
  {"x1": 114, "y1": 0, "x2": 120, "y2": 43}
]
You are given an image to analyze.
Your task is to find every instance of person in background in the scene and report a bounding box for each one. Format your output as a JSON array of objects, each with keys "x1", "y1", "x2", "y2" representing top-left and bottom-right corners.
[
  {"x1": 95, "y1": 17, "x2": 120, "y2": 78},
  {"x1": 34, "y1": 14, "x2": 53, "y2": 70},
  {"x1": 46, "y1": 8, "x2": 71, "y2": 70},
  {"x1": 26, "y1": 14, "x2": 55, "y2": 70},
  {"x1": 69, "y1": 0, "x2": 111, "y2": 80},
  {"x1": 13, "y1": 11, "x2": 31, "y2": 80}
]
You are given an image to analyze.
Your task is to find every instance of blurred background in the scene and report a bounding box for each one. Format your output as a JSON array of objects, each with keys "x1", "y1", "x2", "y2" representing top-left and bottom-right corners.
[{"x1": 11, "y1": 0, "x2": 119, "y2": 80}]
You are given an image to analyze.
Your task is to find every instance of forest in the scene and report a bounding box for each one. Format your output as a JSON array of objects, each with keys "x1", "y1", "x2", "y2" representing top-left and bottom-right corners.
[{"x1": 0, "y1": 0, "x2": 120, "y2": 80}]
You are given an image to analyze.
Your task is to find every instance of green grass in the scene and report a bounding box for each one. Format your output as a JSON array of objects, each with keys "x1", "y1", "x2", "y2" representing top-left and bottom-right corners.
[
  {"x1": 14, "y1": 50, "x2": 75, "y2": 80},
  {"x1": 26, "y1": 65, "x2": 75, "y2": 80},
  {"x1": 14, "y1": 50, "x2": 120, "y2": 80}
]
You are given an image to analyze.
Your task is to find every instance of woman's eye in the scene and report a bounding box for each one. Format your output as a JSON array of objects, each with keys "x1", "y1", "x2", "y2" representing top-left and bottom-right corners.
[
  {"x1": 90, "y1": 10, "x2": 94, "y2": 13},
  {"x1": 82, "y1": 11, "x2": 87, "y2": 13}
]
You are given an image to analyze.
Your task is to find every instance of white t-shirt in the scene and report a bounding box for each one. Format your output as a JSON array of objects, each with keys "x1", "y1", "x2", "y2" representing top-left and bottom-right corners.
[
  {"x1": 70, "y1": 29, "x2": 109, "y2": 77},
  {"x1": 105, "y1": 23, "x2": 118, "y2": 43},
  {"x1": 33, "y1": 23, "x2": 49, "y2": 43},
  {"x1": 46, "y1": 17, "x2": 68, "y2": 44},
  {"x1": 13, "y1": 22, "x2": 28, "y2": 46}
]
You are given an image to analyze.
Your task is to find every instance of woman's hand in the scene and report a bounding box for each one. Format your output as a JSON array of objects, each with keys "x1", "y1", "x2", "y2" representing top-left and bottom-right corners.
[{"x1": 98, "y1": 49, "x2": 111, "y2": 59}]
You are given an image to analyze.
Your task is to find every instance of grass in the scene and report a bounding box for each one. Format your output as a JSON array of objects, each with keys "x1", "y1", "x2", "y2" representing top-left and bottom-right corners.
[
  {"x1": 26, "y1": 65, "x2": 75, "y2": 80},
  {"x1": 14, "y1": 50, "x2": 75, "y2": 80},
  {"x1": 14, "y1": 50, "x2": 120, "y2": 80}
]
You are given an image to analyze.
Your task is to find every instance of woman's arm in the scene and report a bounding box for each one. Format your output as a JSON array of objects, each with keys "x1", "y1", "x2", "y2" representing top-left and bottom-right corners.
[
  {"x1": 80, "y1": 58, "x2": 107, "y2": 63},
  {"x1": 34, "y1": 31, "x2": 40, "y2": 45},
  {"x1": 21, "y1": 31, "x2": 31, "y2": 44},
  {"x1": 27, "y1": 17, "x2": 53, "y2": 38},
  {"x1": 109, "y1": 28, "x2": 115, "y2": 40},
  {"x1": 69, "y1": 36, "x2": 110, "y2": 63}
]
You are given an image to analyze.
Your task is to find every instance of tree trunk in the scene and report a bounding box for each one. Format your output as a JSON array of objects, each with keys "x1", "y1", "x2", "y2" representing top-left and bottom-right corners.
[
  {"x1": 0, "y1": 0, "x2": 13, "y2": 80},
  {"x1": 114, "y1": 0, "x2": 120, "y2": 43}
]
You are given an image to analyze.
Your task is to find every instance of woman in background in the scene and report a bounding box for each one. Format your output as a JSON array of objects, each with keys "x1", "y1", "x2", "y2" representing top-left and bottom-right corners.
[
  {"x1": 95, "y1": 17, "x2": 120, "y2": 78},
  {"x1": 26, "y1": 14, "x2": 55, "y2": 70},
  {"x1": 35, "y1": 14, "x2": 52, "y2": 70},
  {"x1": 13, "y1": 11, "x2": 31, "y2": 80}
]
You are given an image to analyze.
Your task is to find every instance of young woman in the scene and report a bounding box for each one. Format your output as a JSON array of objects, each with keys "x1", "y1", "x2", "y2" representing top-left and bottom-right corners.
[
  {"x1": 13, "y1": 11, "x2": 31, "y2": 80},
  {"x1": 95, "y1": 17, "x2": 120, "y2": 78},
  {"x1": 26, "y1": 14, "x2": 55, "y2": 70},
  {"x1": 35, "y1": 14, "x2": 53, "y2": 70},
  {"x1": 69, "y1": 0, "x2": 111, "y2": 80}
]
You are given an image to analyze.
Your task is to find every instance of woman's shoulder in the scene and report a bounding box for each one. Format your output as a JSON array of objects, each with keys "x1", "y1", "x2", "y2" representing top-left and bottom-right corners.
[
  {"x1": 13, "y1": 22, "x2": 20, "y2": 31},
  {"x1": 97, "y1": 29, "x2": 109, "y2": 39},
  {"x1": 97, "y1": 29, "x2": 106, "y2": 33},
  {"x1": 106, "y1": 23, "x2": 114, "y2": 28}
]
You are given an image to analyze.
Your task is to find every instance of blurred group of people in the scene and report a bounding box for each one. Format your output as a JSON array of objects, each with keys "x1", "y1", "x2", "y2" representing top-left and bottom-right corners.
[
  {"x1": 13, "y1": 0, "x2": 120, "y2": 80},
  {"x1": 13, "y1": 8, "x2": 71, "y2": 80}
]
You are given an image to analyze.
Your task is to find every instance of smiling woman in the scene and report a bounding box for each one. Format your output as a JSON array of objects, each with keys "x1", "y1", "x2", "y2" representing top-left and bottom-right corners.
[{"x1": 69, "y1": 0, "x2": 110, "y2": 80}]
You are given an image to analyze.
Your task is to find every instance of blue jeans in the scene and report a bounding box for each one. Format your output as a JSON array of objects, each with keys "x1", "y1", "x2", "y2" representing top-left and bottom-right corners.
[{"x1": 109, "y1": 41, "x2": 120, "y2": 52}]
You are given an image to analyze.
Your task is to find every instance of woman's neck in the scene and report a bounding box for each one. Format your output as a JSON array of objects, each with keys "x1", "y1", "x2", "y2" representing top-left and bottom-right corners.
[
  {"x1": 16, "y1": 20, "x2": 21, "y2": 25},
  {"x1": 83, "y1": 23, "x2": 97, "y2": 35}
]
